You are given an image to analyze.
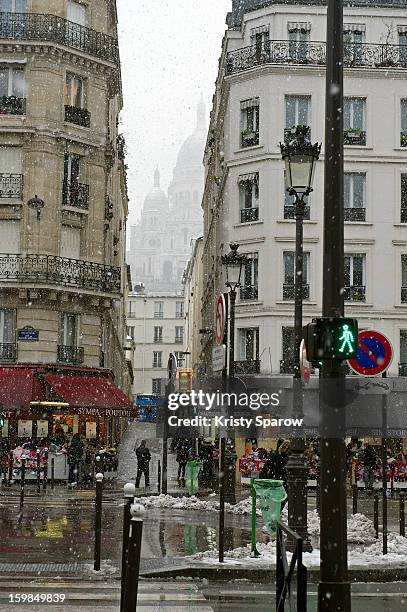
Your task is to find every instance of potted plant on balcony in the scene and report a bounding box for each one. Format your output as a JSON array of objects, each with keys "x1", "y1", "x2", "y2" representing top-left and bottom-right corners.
[
  {"x1": 241, "y1": 129, "x2": 256, "y2": 142},
  {"x1": 401, "y1": 133, "x2": 407, "y2": 148}
]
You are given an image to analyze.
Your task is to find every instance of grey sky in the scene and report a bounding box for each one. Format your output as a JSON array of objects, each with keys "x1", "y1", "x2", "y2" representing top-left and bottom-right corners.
[{"x1": 117, "y1": 0, "x2": 231, "y2": 227}]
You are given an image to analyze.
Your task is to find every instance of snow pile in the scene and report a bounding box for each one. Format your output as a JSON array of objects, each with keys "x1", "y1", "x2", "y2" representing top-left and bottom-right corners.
[
  {"x1": 193, "y1": 539, "x2": 277, "y2": 562},
  {"x1": 347, "y1": 513, "x2": 376, "y2": 544},
  {"x1": 132, "y1": 494, "x2": 262, "y2": 515},
  {"x1": 354, "y1": 533, "x2": 407, "y2": 558},
  {"x1": 307, "y1": 509, "x2": 320, "y2": 536}
]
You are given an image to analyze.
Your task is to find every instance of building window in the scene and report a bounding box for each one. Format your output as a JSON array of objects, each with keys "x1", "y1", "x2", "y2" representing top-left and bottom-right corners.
[
  {"x1": 401, "y1": 174, "x2": 407, "y2": 223},
  {"x1": 175, "y1": 351, "x2": 185, "y2": 367},
  {"x1": 153, "y1": 351, "x2": 162, "y2": 368},
  {"x1": 59, "y1": 313, "x2": 83, "y2": 364},
  {"x1": 0, "y1": 146, "x2": 22, "y2": 199},
  {"x1": 127, "y1": 326, "x2": 135, "y2": 340},
  {"x1": 283, "y1": 251, "x2": 310, "y2": 300},
  {"x1": 239, "y1": 173, "x2": 259, "y2": 223},
  {"x1": 64, "y1": 73, "x2": 90, "y2": 128},
  {"x1": 281, "y1": 326, "x2": 296, "y2": 373},
  {"x1": 0, "y1": 308, "x2": 16, "y2": 361},
  {"x1": 400, "y1": 330, "x2": 407, "y2": 375},
  {"x1": 401, "y1": 99, "x2": 407, "y2": 147},
  {"x1": 153, "y1": 326, "x2": 163, "y2": 343},
  {"x1": 241, "y1": 98, "x2": 259, "y2": 148},
  {"x1": 344, "y1": 173, "x2": 366, "y2": 221},
  {"x1": 128, "y1": 301, "x2": 136, "y2": 317},
  {"x1": 344, "y1": 254, "x2": 366, "y2": 301},
  {"x1": 152, "y1": 378, "x2": 162, "y2": 395},
  {"x1": 0, "y1": 1, "x2": 26, "y2": 14},
  {"x1": 288, "y1": 24, "x2": 311, "y2": 61},
  {"x1": 61, "y1": 225, "x2": 81, "y2": 259},
  {"x1": 154, "y1": 301, "x2": 164, "y2": 318},
  {"x1": 398, "y1": 28, "x2": 407, "y2": 64},
  {"x1": 175, "y1": 301, "x2": 184, "y2": 318},
  {"x1": 175, "y1": 326, "x2": 184, "y2": 344},
  {"x1": 240, "y1": 253, "x2": 258, "y2": 301},
  {"x1": 0, "y1": 66, "x2": 25, "y2": 115},
  {"x1": 67, "y1": 0, "x2": 86, "y2": 25},
  {"x1": 250, "y1": 25, "x2": 270, "y2": 60},
  {"x1": 63, "y1": 153, "x2": 89, "y2": 209},
  {"x1": 344, "y1": 24, "x2": 365, "y2": 64},
  {"x1": 238, "y1": 328, "x2": 259, "y2": 361},
  {"x1": 401, "y1": 255, "x2": 407, "y2": 303},
  {"x1": 285, "y1": 95, "x2": 311, "y2": 141},
  {"x1": 0, "y1": 219, "x2": 20, "y2": 253},
  {"x1": 344, "y1": 97, "x2": 366, "y2": 145}
]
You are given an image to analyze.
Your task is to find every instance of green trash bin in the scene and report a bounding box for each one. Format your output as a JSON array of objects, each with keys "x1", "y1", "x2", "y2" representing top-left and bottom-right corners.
[
  {"x1": 186, "y1": 460, "x2": 202, "y2": 496},
  {"x1": 251, "y1": 478, "x2": 287, "y2": 555}
]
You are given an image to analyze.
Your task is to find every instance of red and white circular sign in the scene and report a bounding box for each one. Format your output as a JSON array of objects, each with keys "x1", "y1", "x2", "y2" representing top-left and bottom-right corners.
[
  {"x1": 215, "y1": 295, "x2": 226, "y2": 346},
  {"x1": 300, "y1": 339, "x2": 311, "y2": 385},
  {"x1": 348, "y1": 330, "x2": 393, "y2": 377}
]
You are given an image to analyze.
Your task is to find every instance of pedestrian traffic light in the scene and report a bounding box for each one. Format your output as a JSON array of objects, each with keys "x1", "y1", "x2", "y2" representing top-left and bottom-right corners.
[{"x1": 304, "y1": 317, "x2": 358, "y2": 361}]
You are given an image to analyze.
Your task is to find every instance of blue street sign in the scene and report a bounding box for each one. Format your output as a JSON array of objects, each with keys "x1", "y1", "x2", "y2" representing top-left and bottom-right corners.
[
  {"x1": 348, "y1": 330, "x2": 393, "y2": 377},
  {"x1": 17, "y1": 326, "x2": 39, "y2": 342}
]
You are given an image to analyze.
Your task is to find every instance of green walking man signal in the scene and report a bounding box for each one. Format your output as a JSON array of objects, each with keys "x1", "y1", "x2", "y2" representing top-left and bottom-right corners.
[{"x1": 304, "y1": 317, "x2": 358, "y2": 362}]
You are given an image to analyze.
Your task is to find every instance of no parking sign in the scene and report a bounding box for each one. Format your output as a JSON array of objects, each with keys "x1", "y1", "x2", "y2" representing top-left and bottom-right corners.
[{"x1": 348, "y1": 330, "x2": 393, "y2": 377}]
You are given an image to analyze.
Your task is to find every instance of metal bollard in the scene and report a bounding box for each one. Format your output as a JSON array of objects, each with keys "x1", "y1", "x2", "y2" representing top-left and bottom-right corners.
[
  {"x1": 374, "y1": 494, "x2": 379, "y2": 539},
  {"x1": 120, "y1": 483, "x2": 136, "y2": 612},
  {"x1": 157, "y1": 459, "x2": 161, "y2": 494},
  {"x1": 43, "y1": 451, "x2": 48, "y2": 492},
  {"x1": 8, "y1": 451, "x2": 13, "y2": 485},
  {"x1": 18, "y1": 459, "x2": 26, "y2": 524},
  {"x1": 123, "y1": 503, "x2": 145, "y2": 612},
  {"x1": 400, "y1": 494, "x2": 405, "y2": 538},
  {"x1": 93, "y1": 472, "x2": 104, "y2": 571},
  {"x1": 51, "y1": 458, "x2": 55, "y2": 490},
  {"x1": 352, "y1": 484, "x2": 358, "y2": 515},
  {"x1": 36, "y1": 449, "x2": 41, "y2": 495}
]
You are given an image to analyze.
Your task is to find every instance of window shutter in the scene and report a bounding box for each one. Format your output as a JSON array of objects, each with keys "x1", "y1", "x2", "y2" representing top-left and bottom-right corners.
[
  {"x1": 0, "y1": 220, "x2": 20, "y2": 253},
  {"x1": 61, "y1": 225, "x2": 80, "y2": 259},
  {"x1": 67, "y1": 1, "x2": 86, "y2": 26},
  {"x1": 0, "y1": 147, "x2": 21, "y2": 173}
]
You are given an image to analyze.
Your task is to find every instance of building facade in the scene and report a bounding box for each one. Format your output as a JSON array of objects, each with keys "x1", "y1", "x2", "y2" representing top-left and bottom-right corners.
[
  {"x1": 127, "y1": 290, "x2": 187, "y2": 398},
  {"x1": 127, "y1": 100, "x2": 206, "y2": 294},
  {"x1": 0, "y1": 0, "x2": 132, "y2": 445},
  {"x1": 201, "y1": 0, "x2": 407, "y2": 380},
  {"x1": 183, "y1": 237, "x2": 204, "y2": 375}
]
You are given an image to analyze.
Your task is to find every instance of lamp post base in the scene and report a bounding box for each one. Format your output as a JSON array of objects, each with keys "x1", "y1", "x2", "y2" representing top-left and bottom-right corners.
[{"x1": 287, "y1": 442, "x2": 312, "y2": 553}]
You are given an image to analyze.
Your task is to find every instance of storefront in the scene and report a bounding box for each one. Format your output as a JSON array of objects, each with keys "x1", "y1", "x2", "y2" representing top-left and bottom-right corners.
[{"x1": 0, "y1": 365, "x2": 136, "y2": 447}]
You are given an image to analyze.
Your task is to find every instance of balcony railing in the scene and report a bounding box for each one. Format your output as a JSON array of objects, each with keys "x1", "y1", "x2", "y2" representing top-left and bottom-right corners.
[
  {"x1": 280, "y1": 359, "x2": 297, "y2": 375},
  {"x1": 0, "y1": 12, "x2": 119, "y2": 65},
  {"x1": 284, "y1": 204, "x2": 310, "y2": 220},
  {"x1": 344, "y1": 208, "x2": 366, "y2": 222},
  {"x1": 0, "y1": 95, "x2": 25, "y2": 115},
  {"x1": 241, "y1": 130, "x2": 259, "y2": 148},
  {"x1": 57, "y1": 345, "x2": 84, "y2": 365},
  {"x1": 234, "y1": 359, "x2": 261, "y2": 375},
  {"x1": 154, "y1": 312, "x2": 164, "y2": 319},
  {"x1": 401, "y1": 132, "x2": 407, "y2": 148},
  {"x1": 283, "y1": 284, "x2": 310, "y2": 300},
  {"x1": 0, "y1": 173, "x2": 23, "y2": 198},
  {"x1": 401, "y1": 207, "x2": 407, "y2": 223},
  {"x1": 344, "y1": 129, "x2": 366, "y2": 145},
  {"x1": 64, "y1": 105, "x2": 91, "y2": 128},
  {"x1": 240, "y1": 207, "x2": 259, "y2": 223},
  {"x1": 153, "y1": 337, "x2": 162, "y2": 343},
  {"x1": 175, "y1": 337, "x2": 184, "y2": 344},
  {"x1": 401, "y1": 287, "x2": 407, "y2": 303},
  {"x1": 240, "y1": 285, "x2": 258, "y2": 301},
  {"x1": 226, "y1": 40, "x2": 407, "y2": 75},
  {"x1": 344, "y1": 285, "x2": 366, "y2": 302},
  {"x1": 0, "y1": 343, "x2": 17, "y2": 361},
  {"x1": 62, "y1": 181, "x2": 89, "y2": 210},
  {"x1": 399, "y1": 363, "x2": 407, "y2": 377},
  {"x1": 0, "y1": 254, "x2": 121, "y2": 293}
]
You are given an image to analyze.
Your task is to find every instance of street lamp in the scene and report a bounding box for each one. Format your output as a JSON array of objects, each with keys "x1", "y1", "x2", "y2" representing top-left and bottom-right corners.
[
  {"x1": 27, "y1": 195, "x2": 45, "y2": 221},
  {"x1": 280, "y1": 126, "x2": 321, "y2": 551},
  {"x1": 221, "y1": 243, "x2": 247, "y2": 504}
]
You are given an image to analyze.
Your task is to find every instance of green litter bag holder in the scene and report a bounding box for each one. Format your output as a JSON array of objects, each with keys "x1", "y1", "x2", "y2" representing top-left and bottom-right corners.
[
  {"x1": 186, "y1": 460, "x2": 202, "y2": 496},
  {"x1": 251, "y1": 478, "x2": 287, "y2": 557}
]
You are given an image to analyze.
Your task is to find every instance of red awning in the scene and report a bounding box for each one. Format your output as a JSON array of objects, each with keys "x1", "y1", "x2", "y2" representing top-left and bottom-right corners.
[
  {"x1": 44, "y1": 374, "x2": 136, "y2": 418},
  {"x1": 0, "y1": 367, "x2": 34, "y2": 411}
]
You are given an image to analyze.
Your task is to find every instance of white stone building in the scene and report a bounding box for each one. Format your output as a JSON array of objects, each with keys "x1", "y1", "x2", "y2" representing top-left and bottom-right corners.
[
  {"x1": 201, "y1": 0, "x2": 407, "y2": 378},
  {"x1": 127, "y1": 291, "x2": 187, "y2": 398}
]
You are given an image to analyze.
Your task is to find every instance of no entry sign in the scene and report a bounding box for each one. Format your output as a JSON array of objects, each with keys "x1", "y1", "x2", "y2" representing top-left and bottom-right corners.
[
  {"x1": 215, "y1": 295, "x2": 226, "y2": 346},
  {"x1": 348, "y1": 330, "x2": 393, "y2": 377}
]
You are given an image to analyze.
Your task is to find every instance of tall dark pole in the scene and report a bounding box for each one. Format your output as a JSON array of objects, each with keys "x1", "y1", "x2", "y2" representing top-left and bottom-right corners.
[
  {"x1": 318, "y1": 0, "x2": 351, "y2": 609},
  {"x1": 162, "y1": 386, "x2": 169, "y2": 495},
  {"x1": 381, "y1": 371, "x2": 388, "y2": 555},
  {"x1": 93, "y1": 472, "x2": 103, "y2": 571},
  {"x1": 224, "y1": 289, "x2": 237, "y2": 505},
  {"x1": 287, "y1": 196, "x2": 311, "y2": 552}
]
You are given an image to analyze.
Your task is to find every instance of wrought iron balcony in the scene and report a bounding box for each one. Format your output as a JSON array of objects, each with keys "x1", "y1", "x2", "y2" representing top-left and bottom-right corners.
[
  {"x1": 401, "y1": 132, "x2": 407, "y2": 148},
  {"x1": 241, "y1": 130, "x2": 259, "y2": 148},
  {"x1": 284, "y1": 204, "x2": 310, "y2": 220},
  {"x1": 175, "y1": 337, "x2": 184, "y2": 344},
  {"x1": 57, "y1": 345, "x2": 84, "y2": 365},
  {"x1": 344, "y1": 285, "x2": 366, "y2": 302},
  {"x1": 280, "y1": 359, "x2": 297, "y2": 375},
  {"x1": 0, "y1": 95, "x2": 25, "y2": 115},
  {"x1": 64, "y1": 105, "x2": 91, "y2": 128},
  {"x1": 283, "y1": 284, "x2": 310, "y2": 300},
  {"x1": 153, "y1": 337, "x2": 162, "y2": 343},
  {"x1": 0, "y1": 173, "x2": 23, "y2": 198},
  {"x1": 240, "y1": 207, "x2": 259, "y2": 223},
  {"x1": 226, "y1": 40, "x2": 407, "y2": 75},
  {"x1": 399, "y1": 363, "x2": 407, "y2": 377},
  {"x1": 0, "y1": 254, "x2": 121, "y2": 293},
  {"x1": 401, "y1": 287, "x2": 407, "y2": 303},
  {"x1": 344, "y1": 129, "x2": 366, "y2": 146},
  {"x1": 402, "y1": 207, "x2": 407, "y2": 223},
  {"x1": 0, "y1": 12, "x2": 119, "y2": 65},
  {"x1": 234, "y1": 359, "x2": 261, "y2": 375},
  {"x1": 0, "y1": 343, "x2": 17, "y2": 361},
  {"x1": 240, "y1": 285, "x2": 258, "y2": 301},
  {"x1": 62, "y1": 180, "x2": 89, "y2": 210},
  {"x1": 344, "y1": 208, "x2": 366, "y2": 222}
]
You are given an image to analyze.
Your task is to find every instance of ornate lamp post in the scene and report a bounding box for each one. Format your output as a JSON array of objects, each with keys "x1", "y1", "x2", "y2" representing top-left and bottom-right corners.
[
  {"x1": 280, "y1": 126, "x2": 321, "y2": 550},
  {"x1": 221, "y1": 243, "x2": 247, "y2": 504}
]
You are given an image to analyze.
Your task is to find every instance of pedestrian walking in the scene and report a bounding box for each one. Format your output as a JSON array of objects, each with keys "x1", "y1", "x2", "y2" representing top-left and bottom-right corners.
[
  {"x1": 360, "y1": 442, "x2": 377, "y2": 495},
  {"x1": 259, "y1": 440, "x2": 290, "y2": 508},
  {"x1": 135, "y1": 440, "x2": 151, "y2": 488},
  {"x1": 68, "y1": 433, "x2": 84, "y2": 486},
  {"x1": 176, "y1": 438, "x2": 190, "y2": 486}
]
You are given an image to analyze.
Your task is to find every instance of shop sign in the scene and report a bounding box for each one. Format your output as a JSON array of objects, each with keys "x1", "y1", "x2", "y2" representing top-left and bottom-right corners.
[
  {"x1": 37, "y1": 420, "x2": 48, "y2": 438},
  {"x1": 86, "y1": 421, "x2": 97, "y2": 439},
  {"x1": 18, "y1": 420, "x2": 33, "y2": 437},
  {"x1": 18, "y1": 326, "x2": 39, "y2": 342}
]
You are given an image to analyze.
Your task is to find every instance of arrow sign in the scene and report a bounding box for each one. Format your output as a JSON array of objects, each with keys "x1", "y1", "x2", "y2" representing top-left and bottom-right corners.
[{"x1": 348, "y1": 330, "x2": 393, "y2": 377}]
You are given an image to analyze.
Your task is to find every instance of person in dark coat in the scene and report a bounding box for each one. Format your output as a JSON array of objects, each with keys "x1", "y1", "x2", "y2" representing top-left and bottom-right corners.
[
  {"x1": 135, "y1": 440, "x2": 151, "y2": 488},
  {"x1": 68, "y1": 433, "x2": 84, "y2": 485},
  {"x1": 176, "y1": 438, "x2": 190, "y2": 484},
  {"x1": 259, "y1": 440, "x2": 290, "y2": 507},
  {"x1": 360, "y1": 443, "x2": 377, "y2": 494}
]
